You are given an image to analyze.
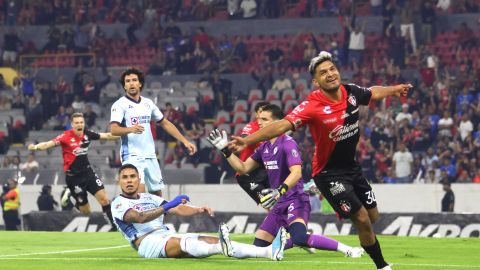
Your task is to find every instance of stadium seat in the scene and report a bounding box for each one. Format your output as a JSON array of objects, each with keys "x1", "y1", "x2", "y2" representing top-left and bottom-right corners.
[
  {"x1": 265, "y1": 89, "x2": 280, "y2": 101},
  {"x1": 150, "y1": 81, "x2": 163, "y2": 90},
  {"x1": 233, "y1": 100, "x2": 248, "y2": 112},
  {"x1": 185, "y1": 102, "x2": 199, "y2": 115},
  {"x1": 284, "y1": 100, "x2": 299, "y2": 114},
  {"x1": 233, "y1": 123, "x2": 246, "y2": 136},
  {"x1": 216, "y1": 123, "x2": 231, "y2": 134},
  {"x1": 248, "y1": 89, "x2": 263, "y2": 103},
  {"x1": 215, "y1": 110, "x2": 231, "y2": 125},
  {"x1": 269, "y1": 99, "x2": 282, "y2": 109},
  {"x1": 281, "y1": 89, "x2": 296, "y2": 103},
  {"x1": 169, "y1": 81, "x2": 182, "y2": 90},
  {"x1": 232, "y1": 112, "x2": 247, "y2": 124}
]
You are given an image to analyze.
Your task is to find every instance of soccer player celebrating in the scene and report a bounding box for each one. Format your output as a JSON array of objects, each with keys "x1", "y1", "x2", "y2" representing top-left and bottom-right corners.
[
  {"x1": 236, "y1": 101, "x2": 270, "y2": 204},
  {"x1": 111, "y1": 163, "x2": 287, "y2": 260},
  {"x1": 208, "y1": 104, "x2": 364, "y2": 258},
  {"x1": 230, "y1": 51, "x2": 412, "y2": 270},
  {"x1": 110, "y1": 68, "x2": 196, "y2": 196},
  {"x1": 28, "y1": 112, "x2": 119, "y2": 227}
]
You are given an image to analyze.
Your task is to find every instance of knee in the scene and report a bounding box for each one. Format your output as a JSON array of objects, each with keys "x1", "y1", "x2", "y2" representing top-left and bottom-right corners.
[
  {"x1": 289, "y1": 223, "x2": 309, "y2": 247},
  {"x1": 79, "y1": 206, "x2": 91, "y2": 215},
  {"x1": 352, "y1": 209, "x2": 373, "y2": 229},
  {"x1": 370, "y1": 212, "x2": 380, "y2": 224}
]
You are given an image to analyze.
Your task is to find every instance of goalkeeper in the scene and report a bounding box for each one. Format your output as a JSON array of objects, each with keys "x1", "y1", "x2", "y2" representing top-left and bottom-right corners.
[{"x1": 207, "y1": 104, "x2": 363, "y2": 257}]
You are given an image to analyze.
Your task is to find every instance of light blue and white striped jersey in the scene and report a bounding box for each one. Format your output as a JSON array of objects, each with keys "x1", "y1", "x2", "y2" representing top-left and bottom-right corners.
[
  {"x1": 111, "y1": 193, "x2": 171, "y2": 245},
  {"x1": 110, "y1": 96, "x2": 163, "y2": 160}
]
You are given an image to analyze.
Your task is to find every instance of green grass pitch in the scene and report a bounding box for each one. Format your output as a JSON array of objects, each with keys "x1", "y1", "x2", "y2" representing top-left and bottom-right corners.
[{"x1": 0, "y1": 232, "x2": 479, "y2": 270}]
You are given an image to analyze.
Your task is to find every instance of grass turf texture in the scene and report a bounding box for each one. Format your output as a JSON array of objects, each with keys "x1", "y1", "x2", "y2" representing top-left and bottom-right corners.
[{"x1": 0, "y1": 232, "x2": 479, "y2": 270}]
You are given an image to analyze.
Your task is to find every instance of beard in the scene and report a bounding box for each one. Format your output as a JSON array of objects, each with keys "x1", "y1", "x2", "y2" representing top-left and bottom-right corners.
[{"x1": 122, "y1": 187, "x2": 138, "y2": 196}]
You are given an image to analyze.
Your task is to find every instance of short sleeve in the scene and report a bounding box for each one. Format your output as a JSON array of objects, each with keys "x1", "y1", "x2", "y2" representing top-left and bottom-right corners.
[
  {"x1": 250, "y1": 145, "x2": 263, "y2": 163},
  {"x1": 111, "y1": 197, "x2": 131, "y2": 222},
  {"x1": 241, "y1": 123, "x2": 253, "y2": 136},
  {"x1": 110, "y1": 101, "x2": 124, "y2": 124},
  {"x1": 52, "y1": 132, "x2": 65, "y2": 145},
  {"x1": 86, "y1": 130, "x2": 101, "y2": 140},
  {"x1": 284, "y1": 100, "x2": 313, "y2": 130},
  {"x1": 345, "y1": 83, "x2": 372, "y2": 106},
  {"x1": 151, "y1": 101, "x2": 164, "y2": 123},
  {"x1": 284, "y1": 140, "x2": 303, "y2": 167}
]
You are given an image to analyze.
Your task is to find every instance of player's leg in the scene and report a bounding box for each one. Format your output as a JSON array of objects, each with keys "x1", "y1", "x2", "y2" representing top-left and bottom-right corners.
[
  {"x1": 66, "y1": 174, "x2": 91, "y2": 214},
  {"x1": 84, "y1": 169, "x2": 114, "y2": 227},
  {"x1": 219, "y1": 223, "x2": 286, "y2": 260},
  {"x1": 353, "y1": 176, "x2": 390, "y2": 269},
  {"x1": 143, "y1": 158, "x2": 165, "y2": 197}
]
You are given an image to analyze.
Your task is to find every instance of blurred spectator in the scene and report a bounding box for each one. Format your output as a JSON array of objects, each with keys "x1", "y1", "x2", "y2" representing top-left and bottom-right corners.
[
  {"x1": 19, "y1": 153, "x2": 39, "y2": 172},
  {"x1": 3, "y1": 28, "x2": 21, "y2": 66},
  {"x1": 441, "y1": 181, "x2": 454, "y2": 212},
  {"x1": 399, "y1": 2, "x2": 417, "y2": 53},
  {"x1": 228, "y1": 0, "x2": 241, "y2": 19},
  {"x1": 2, "y1": 156, "x2": 12, "y2": 168},
  {"x1": 37, "y1": 185, "x2": 58, "y2": 211},
  {"x1": 458, "y1": 22, "x2": 476, "y2": 49},
  {"x1": 438, "y1": 111, "x2": 453, "y2": 137},
  {"x1": 271, "y1": 70, "x2": 292, "y2": 91},
  {"x1": 0, "y1": 96, "x2": 12, "y2": 111},
  {"x1": 458, "y1": 113, "x2": 473, "y2": 141},
  {"x1": 83, "y1": 104, "x2": 97, "y2": 128},
  {"x1": 71, "y1": 95, "x2": 86, "y2": 112},
  {"x1": 392, "y1": 143, "x2": 413, "y2": 183},
  {"x1": 52, "y1": 105, "x2": 70, "y2": 130},
  {"x1": 20, "y1": 70, "x2": 36, "y2": 97},
  {"x1": 382, "y1": 1, "x2": 395, "y2": 36},
  {"x1": 240, "y1": 0, "x2": 257, "y2": 19},
  {"x1": 395, "y1": 103, "x2": 412, "y2": 123},
  {"x1": 2, "y1": 178, "x2": 20, "y2": 231},
  {"x1": 265, "y1": 42, "x2": 285, "y2": 68},
  {"x1": 420, "y1": 0, "x2": 436, "y2": 44},
  {"x1": 436, "y1": 0, "x2": 451, "y2": 12},
  {"x1": 345, "y1": 17, "x2": 366, "y2": 69}
]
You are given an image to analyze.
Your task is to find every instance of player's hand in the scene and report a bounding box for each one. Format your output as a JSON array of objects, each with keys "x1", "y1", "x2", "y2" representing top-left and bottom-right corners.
[
  {"x1": 27, "y1": 144, "x2": 36, "y2": 151},
  {"x1": 228, "y1": 135, "x2": 247, "y2": 152},
  {"x1": 206, "y1": 129, "x2": 232, "y2": 157},
  {"x1": 163, "y1": 195, "x2": 190, "y2": 212},
  {"x1": 130, "y1": 125, "x2": 144, "y2": 134},
  {"x1": 184, "y1": 141, "x2": 197, "y2": 155},
  {"x1": 198, "y1": 206, "x2": 214, "y2": 217},
  {"x1": 394, "y1": 83, "x2": 413, "y2": 97},
  {"x1": 259, "y1": 188, "x2": 279, "y2": 210}
]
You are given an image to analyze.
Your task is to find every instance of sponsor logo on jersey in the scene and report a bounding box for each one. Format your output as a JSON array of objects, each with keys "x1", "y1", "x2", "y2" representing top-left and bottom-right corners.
[
  {"x1": 351, "y1": 108, "x2": 359, "y2": 114},
  {"x1": 133, "y1": 203, "x2": 157, "y2": 212},
  {"x1": 328, "y1": 121, "x2": 359, "y2": 142},
  {"x1": 291, "y1": 149, "x2": 299, "y2": 157},
  {"x1": 73, "y1": 147, "x2": 89, "y2": 156},
  {"x1": 329, "y1": 181, "x2": 346, "y2": 196},
  {"x1": 341, "y1": 112, "x2": 349, "y2": 119},
  {"x1": 323, "y1": 117, "x2": 337, "y2": 124},
  {"x1": 128, "y1": 105, "x2": 134, "y2": 109},
  {"x1": 339, "y1": 200, "x2": 351, "y2": 213},
  {"x1": 264, "y1": 149, "x2": 269, "y2": 154},
  {"x1": 264, "y1": 160, "x2": 279, "y2": 170},
  {"x1": 273, "y1": 147, "x2": 278, "y2": 155},
  {"x1": 323, "y1": 106, "x2": 332, "y2": 114},
  {"x1": 348, "y1": 95, "x2": 357, "y2": 106},
  {"x1": 70, "y1": 138, "x2": 76, "y2": 142},
  {"x1": 249, "y1": 183, "x2": 258, "y2": 190}
]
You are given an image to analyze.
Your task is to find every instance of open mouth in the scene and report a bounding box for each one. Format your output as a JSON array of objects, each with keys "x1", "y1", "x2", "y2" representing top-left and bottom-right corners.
[{"x1": 327, "y1": 78, "x2": 337, "y2": 83}]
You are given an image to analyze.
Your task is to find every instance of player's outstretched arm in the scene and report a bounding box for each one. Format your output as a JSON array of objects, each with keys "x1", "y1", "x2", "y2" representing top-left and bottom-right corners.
[
  {"x1": 370, "y1": 83, "x2": 413, "y2": 101},
  {"x1": 28, "y1": 140, "x2": 57, "y2": 151},
  {"x1": 168, "y1": 204, "x2": 214, "y2": 217},
  {"x1": 230, "y1": 119, "x2": 293, "y2": 151},
  {"x1": 99, "y1": 132, "x2": 120, "y2": 141},
  {"x1": 207, "y1": 129, "x2": 259, "y2": 174},
  {"x1": 158, "y1": 118, "x2": 197, "y2": 155},
  {"x1": 124, "y1": 195, "x2": 189, "y2": 223}
]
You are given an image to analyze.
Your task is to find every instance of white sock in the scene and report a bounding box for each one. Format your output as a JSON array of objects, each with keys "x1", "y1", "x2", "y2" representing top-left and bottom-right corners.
[
  {"x1": 180, "y1": 234, "x2": 222, "y2": 258},
  {"x1": 336, "y1": 242, "x2": 351, "y2": 255},
  {"x1": 230, "y1": 241, "x2": 270, "y2": 259}
]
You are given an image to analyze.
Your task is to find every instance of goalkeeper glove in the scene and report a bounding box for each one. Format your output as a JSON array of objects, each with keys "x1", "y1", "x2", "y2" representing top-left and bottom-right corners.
[
  {"x1": 206, "y1": 129, "x2": 232, "y2": 158},
  {"x1": 259, "y1": 183, "x2": 289, "y2": 210}
]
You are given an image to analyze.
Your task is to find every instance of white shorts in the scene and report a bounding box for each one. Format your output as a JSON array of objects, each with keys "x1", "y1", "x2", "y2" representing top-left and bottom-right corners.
[
  {"x1": 123, "y1": 157, "x2": 165, "y2": 192},
  {"x1": 137, "y1": 232, "x2": 199, "y2": 258}
]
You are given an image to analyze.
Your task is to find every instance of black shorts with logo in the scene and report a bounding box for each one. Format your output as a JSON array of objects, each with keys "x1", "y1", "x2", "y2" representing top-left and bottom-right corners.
[
  {"x1": 313, "y1": 166, "x2": 377, "y2": 219},
  {"x1": 236, "y1": 166, "x2": 270, "y2": 204},
  {"x1": 66, "y1": 166, "x2": 105, "y2": 206}
]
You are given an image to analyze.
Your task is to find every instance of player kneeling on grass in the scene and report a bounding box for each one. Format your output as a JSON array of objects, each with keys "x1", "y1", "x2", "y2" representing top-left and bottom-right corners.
[
  {"x1": 111, "y1": 164, "x2": 287, "y2": 260},
  {"x1": 207, "y1": 104, "x2": 364, "y2": 258}
]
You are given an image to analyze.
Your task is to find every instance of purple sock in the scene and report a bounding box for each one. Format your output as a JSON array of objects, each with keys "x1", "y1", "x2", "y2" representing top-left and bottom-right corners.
[
  {"x1": 285, "y1": 238, "x2": 294, "y2": 249},
  {"x1": 307, "y1": 234, "x2": 339, "y2": 251}
]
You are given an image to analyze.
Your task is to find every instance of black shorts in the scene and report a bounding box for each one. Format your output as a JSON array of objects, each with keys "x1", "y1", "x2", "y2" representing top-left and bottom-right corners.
[
  {"x1": 313, "y1": 167, "x2": 377, "y2": 219},
  {"x1": 236, "y1": 167, "x2": 270, "y2": 204},
  {"x1": 66, "y1": 167, "x2": 105, "y2": 206}
]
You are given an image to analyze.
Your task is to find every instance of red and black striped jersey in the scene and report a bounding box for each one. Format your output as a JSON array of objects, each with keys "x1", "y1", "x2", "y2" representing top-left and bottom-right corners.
[
  {"x1": 285, "y1": 84, "x2": 372, "y2": 176},
  {"x1": 52, "y1": 129, "x2": 100, "y2": 174}
]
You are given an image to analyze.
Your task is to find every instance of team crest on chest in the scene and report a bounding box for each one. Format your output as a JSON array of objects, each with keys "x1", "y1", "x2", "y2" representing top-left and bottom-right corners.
[
  {"x1": 131, "y1": 117, "x2": 139, "y2": 125},
  {"x1": 273, "y1": 147, "x2": 278, "y2": 155},
  {"x1": 348, "y1": 95, "x2": 357, "y2": 106}
]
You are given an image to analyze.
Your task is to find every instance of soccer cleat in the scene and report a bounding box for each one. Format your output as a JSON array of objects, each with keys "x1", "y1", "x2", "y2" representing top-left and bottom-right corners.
[
  {"x1": 345, "y1": 247, "x2": 364, "y2": 258},
  {"x1": 378, "y1": 264, "x2": 393, "y2": 270},
  {"x1": 61, "y1": 188, "x2": 71, "y2": 207},
  {"x1": 270, "y1": 227, "x2": 287, "y2": 261},
  {"x1": 218, "y1": 222, "x2": 234, "y2": 257}
]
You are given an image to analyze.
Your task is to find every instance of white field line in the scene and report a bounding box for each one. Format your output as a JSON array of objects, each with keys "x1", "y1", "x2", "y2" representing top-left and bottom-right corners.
[
  {"x1": 0, "y1": 257, "x2": 479, "y2": 268},
  {"x1": 0, "y1": 245, "x2": 130, "y2": 258}
]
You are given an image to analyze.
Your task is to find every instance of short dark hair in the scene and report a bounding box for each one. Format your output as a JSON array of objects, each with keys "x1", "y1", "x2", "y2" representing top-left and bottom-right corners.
[
  {"x1": 260, "y1": 104, "x2": 284, "y2": 120},
  {"x1": 118, "y1": 163, "x2": 139, "y2": 175},
  {"x1": 254, "y1": 101, "x2": 269, "y2": 113},
  {"x1": 119, "y1": 67, "x2": 145, "y2": 91}
]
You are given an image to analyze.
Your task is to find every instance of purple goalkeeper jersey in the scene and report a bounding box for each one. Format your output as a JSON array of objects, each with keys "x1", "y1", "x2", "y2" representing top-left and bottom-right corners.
[{"x1": 251, "y1": 134, "x2": 305, "y2": 202}]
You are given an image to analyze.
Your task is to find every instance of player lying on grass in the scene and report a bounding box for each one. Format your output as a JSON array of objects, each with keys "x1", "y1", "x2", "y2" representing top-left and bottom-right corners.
[
  {"x1": 207, "y1": 104, "x2": 364, "y2": 258},
  {"x1": 111, "y1": 164, "x2": 287, "y2": 260}
]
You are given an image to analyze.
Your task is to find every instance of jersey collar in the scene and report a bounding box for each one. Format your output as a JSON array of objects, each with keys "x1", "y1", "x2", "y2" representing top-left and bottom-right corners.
[{"x1": 125, "y1": 95, "x2": 142, "y2": 104}]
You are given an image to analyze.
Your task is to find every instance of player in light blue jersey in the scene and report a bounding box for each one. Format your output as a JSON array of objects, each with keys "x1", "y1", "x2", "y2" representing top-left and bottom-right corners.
[
  {"x1": 110, "y1": 68, "x2": 197, "y2": 196},
  {"x1": 112, "y1": 164, "x2": 287, "y2": 260}
]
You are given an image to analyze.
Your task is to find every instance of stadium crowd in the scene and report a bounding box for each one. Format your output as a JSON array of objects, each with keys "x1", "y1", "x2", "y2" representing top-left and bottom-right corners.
[{"x1": 0, "y1": 0, "x2": 480, "y2": 185}]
